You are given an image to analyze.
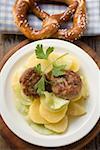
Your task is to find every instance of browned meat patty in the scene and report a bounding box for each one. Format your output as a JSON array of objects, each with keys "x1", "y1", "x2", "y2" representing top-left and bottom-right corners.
[
  {"x1": 19, "y1": 68, "x2": 41, "y2": 97},
  {"x1": 46, "y1": 70, "x2": 82, "y2": 100}
]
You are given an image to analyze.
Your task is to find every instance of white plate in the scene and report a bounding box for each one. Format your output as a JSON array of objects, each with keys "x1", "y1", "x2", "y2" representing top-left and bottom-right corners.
[{"x1": 0, "y1": 39, "x2": 100, "y2": 147}]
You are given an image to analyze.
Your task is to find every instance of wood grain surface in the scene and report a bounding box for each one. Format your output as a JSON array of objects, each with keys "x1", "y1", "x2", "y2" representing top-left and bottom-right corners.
[{"x1": 0, "y1": 35, "x2": 100, "y2": 150}]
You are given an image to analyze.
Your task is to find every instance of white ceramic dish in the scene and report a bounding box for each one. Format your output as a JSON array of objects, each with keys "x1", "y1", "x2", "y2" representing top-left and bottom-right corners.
[{"x1": 0, "y1": 39, "x2": 100, "y2": 147}]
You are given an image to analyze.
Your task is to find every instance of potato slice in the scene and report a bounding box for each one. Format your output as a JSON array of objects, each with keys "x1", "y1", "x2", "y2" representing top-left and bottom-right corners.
[
  {"x1": 49, "y1": 53, "x2": 72, "y2": 70},
  {"x1": 39, "y1": 102, "x2": 68, "y2": 123},
  {"x1": 68, "y1": 102, "x2": 86, "y2": 116},
  {"x1": 25, "y1": 54, "x2": 38, "y2": 68},
  {"x1": 25, "y1": 54, "x2": 51, "y2": 73},
  {"x1": 28, "y1": 99, "x2": 48, "y2": 124},
  {"x1": 67, "y1": 55, "x2": 80, "y2": 72},
  {"x1": 81, "y1": 76, "x2": 89, "y2": 98},
  {"x1": 45, "y1": 115, "x2": 68, "y2": 133}
]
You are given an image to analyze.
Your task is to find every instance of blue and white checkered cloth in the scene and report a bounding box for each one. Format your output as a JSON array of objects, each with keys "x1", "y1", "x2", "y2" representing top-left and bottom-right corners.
[{"x1": 0, "y1": 0, "x2": 100, "y2": 35}]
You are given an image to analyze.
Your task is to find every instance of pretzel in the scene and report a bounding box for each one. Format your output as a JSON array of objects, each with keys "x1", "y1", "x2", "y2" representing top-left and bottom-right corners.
[{"x1": 13, "y1": 0, "x2": 78, "y2": 40}]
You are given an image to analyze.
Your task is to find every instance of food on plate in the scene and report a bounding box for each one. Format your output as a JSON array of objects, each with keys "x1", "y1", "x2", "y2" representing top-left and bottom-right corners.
[
  {"x1": 68, "y1": 101, "x2": 86, "y2": 116},
  {"x1": 13, "y1": 0, "x2": 86, "y2": 41},
  {"x1": 12, "y1": 44, "x2": 89, "y2": 135},
  {"x1": 46, "y1": 70, "x2": 82, "y2": 100},
  {"x1": 45, "y1": 116, "x2": 68, "y2": 133},
  {"x1": 28, "y1": 98, "x2": 48, "y2": 124},
  {"x1": 19, "y1": 68, "x2": 41, "y2": 97},
  {"x1": 39, "y1": 97, "x2": 68, "y2": 123}
]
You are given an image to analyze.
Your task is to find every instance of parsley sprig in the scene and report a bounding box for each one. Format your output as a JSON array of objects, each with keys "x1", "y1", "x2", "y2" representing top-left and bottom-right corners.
[
  {"x1": 34, "y1": 75, "x2": 45, "y2": 95},
  {"x1": 35, "y1": 44, "x2": 54, "y2": 59},
  {"x1": 34, "y1": 64, "x2": 42, "y2": 74},
  {"x1": 52, "y1": 64, "x2": 66, "y2": 77}
]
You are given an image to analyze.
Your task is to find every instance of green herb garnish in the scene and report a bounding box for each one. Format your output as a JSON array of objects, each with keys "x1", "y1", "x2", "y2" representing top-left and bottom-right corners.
[
  {"x1": 52, "y1": 64, "x2": 66, "y2": 77},
  {"x1": 34, "y1": 76, "x2": 45, "y2": 95},
  {"x1": 34, "y1": 64, "x2": 42, "y2": 74},
  {"x1": 35, "y1": 44, "x2": 54, "y2": 59}
]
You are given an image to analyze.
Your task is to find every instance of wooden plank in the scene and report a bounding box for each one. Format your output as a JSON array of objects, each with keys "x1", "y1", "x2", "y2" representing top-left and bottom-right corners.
[
  {"x1": 0, "y1": 35, "x2": 4, "y2": 60},
  {"x1": 81, "y1": 36, "x2": 100, "y2": 56},
  {"x1": 0, "y1": 136, "x2": 11, "y2": 150}
]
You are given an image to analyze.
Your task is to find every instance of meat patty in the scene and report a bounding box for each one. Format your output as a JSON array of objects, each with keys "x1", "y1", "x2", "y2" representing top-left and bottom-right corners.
[
  {"x1": 19, "y1": 68, "x2": 41, "y2": 97},
  {"x1": 46, "y1": 70, "x2": 82, "y2": 100}
]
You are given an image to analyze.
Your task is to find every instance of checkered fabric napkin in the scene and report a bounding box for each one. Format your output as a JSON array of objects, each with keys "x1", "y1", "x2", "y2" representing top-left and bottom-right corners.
[{"x1": 0, "y1": 0, "x2": 100, "y2": 35}]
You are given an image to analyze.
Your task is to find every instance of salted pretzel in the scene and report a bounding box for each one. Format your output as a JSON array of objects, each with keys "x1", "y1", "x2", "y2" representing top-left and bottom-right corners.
[{"x1": 13, "y1": 0, "x2": 78, "y2": 40}]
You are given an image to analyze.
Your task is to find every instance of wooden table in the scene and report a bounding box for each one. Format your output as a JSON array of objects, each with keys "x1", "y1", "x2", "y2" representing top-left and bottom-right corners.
[{"x1": 0, "y1": 34, "x2": 100, "y2": 150}]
